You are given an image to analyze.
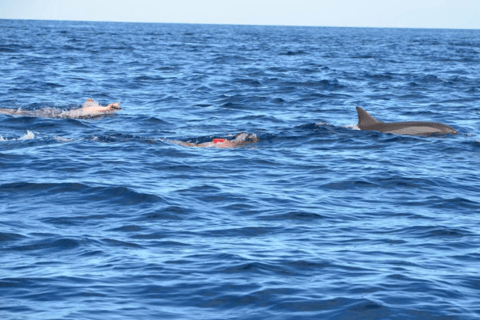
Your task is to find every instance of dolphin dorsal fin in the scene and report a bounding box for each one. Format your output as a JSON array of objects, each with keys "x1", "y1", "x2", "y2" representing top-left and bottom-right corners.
[{"x1": 356, "y1": 107, "x2": 382, "y2": 128}]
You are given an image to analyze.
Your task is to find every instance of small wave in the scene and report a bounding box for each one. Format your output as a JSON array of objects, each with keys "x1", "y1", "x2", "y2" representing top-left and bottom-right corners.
[
  {"x1": 0, "y1": 232, "x2": 26, "y2": 242},
  {"x1": 321, "y1": 179, "x2": 378, "y2": 190},
  {"x1": 9, "y1": 237, "x2": 81, "y2": 252},
  {"x1": 134, "y1": 206, "x2": 191, "y2": 222},
  {"x1": 134, "y1": 75, "x2": 165, "y2": 81},
  {"x1": 282, "y1": 79, "x2": 346, "y2": 91},
  {"x1": 396, "y1": 225, "x2": 473, "y2": 239},
  {"x1": 421, "y1": 74, "x2": 444, "y2": 84},
  {"x1": 138, "y1": 116, "x2": 170, "y2": 125},
  {"x1": 0, "y1": 182, "x2": 164, "y2": 206},
  {"x1": 258, "y1": 211, "x2": 325, "y2": 221},
  {"x1": 364, "y1": 72, "x2": 395, "y2": 81},
  {"x1": 0, "y1": 182, "x2": 87, "y2": 193},
  {"x1": 102, "y1": 238, "x2": 142, "y2": 249},
  {"x1": 233, "y1": 78, "x2": 262, "y2": 86},
  {"x1": 352, "y1": 54, "x2": 375, "y2": 59},
  {"x1": 0, "y1": 45, "x2": 19, "y2": 53},
  {"x1": 201, "y1": 226, "x2": 277, "y2": 238},
  {"x1": 45, "y1": 82, "x2": 64, "y2": 88}
]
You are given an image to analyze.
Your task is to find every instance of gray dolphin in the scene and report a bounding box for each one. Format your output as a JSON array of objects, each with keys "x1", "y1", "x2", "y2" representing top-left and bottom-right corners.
[{"x1": 356, "y1": 107, "x2": 457, "y2": 136}]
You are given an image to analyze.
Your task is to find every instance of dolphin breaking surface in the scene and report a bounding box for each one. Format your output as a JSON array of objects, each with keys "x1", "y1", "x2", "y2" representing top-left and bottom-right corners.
[{"x1": 356, "y1": 107, "x2": 457, "y2": 136}]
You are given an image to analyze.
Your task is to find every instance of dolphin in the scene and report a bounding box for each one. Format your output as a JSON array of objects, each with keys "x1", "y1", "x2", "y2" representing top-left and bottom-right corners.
[{"x1": 356, "y1": 107, "x2": 457, "y2": 136}]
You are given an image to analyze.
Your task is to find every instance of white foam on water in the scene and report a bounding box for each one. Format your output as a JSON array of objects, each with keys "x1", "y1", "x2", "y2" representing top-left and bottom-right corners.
[
  {"x1": 53, "y1": 136, "x2": 73, "y2": 142},
  {"x1": 18, "y1": 130, "x2": 35, "y2": 140},
  {"x1": 342, "y1": 124, "x2": 360, "y2": 130}
]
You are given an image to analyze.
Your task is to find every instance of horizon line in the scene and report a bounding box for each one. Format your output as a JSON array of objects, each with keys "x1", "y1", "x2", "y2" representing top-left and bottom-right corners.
[{"x1": 1, "y1": 18, "x2": 479, "y2": 31}]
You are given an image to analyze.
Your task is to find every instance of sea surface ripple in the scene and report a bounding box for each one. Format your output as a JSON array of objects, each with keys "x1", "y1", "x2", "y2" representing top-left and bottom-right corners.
[{"x1": 1, "y1": 20, "x2": 480, "y2": 319}]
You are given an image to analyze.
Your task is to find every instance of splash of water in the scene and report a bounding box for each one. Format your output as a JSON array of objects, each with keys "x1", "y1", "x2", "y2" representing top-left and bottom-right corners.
[{"x1": 18, "y1": 130, "x2": 35, "y2": 140}]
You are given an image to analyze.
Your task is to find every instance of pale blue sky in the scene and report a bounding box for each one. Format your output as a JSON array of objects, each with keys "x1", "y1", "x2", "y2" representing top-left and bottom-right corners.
[{"x1": 1, "y1": 0, "x2": 479, "y2": 29}]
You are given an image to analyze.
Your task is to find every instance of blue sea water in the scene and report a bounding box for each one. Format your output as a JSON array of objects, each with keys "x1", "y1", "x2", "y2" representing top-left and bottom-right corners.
[{"x1": 1, "y1": 19, "x2": 480, "y2": 319}]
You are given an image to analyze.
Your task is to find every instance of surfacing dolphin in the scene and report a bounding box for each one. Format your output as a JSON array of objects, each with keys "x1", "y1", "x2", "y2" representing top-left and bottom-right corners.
[{"x1": 356, "y1": 107, "x2": 457, "y2": 136}]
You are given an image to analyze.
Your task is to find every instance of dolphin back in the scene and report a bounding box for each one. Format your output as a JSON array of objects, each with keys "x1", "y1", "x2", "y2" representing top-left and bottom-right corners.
[
  {"x1": 356, "y1": 107, "x2": 382, "y2": 129},
  {"x1": 355, "y1": 107, "x2": 458, "y2": 136}
]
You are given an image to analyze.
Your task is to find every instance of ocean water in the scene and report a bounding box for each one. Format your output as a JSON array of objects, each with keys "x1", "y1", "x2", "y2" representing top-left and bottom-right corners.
[{"x1": 1, "y1": 19, "x2": 480, "y2": 319}]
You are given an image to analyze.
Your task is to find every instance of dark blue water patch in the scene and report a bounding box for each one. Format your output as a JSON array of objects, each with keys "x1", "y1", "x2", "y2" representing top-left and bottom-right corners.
[
  {"x1": 321, "y1": 179, "x2": 379, "y2": 190},
  {"x1": 0, "y1": 45, "x2": 19, "y2": 53},
  {"x1": 427, "y1": 196, "x2": 480, "y2": 210},
  {"x1": 0, "y1": 182, "x2": 165, "y2": 207},
  {"x1": 0, "y1": 182, "x2": 85, "y2": 194},
  {"x1": 393, "y1": 225, "x2": 474, "y2": 239},
  {"x1": 281, "y1": 79, "x2": 346, "y2": 91},
  {"x1": 363, "y1": 72, "x2": 397, "y2": 81},
  {"x1": 234, "y1": 114, "x2": 285, "y2": 124},
  {"x1": 133, "y1": 206, "x2": 193, "y2": 222},
  {"x1": 7, "y1": 237, "x2": 81, "y2": 253},
  {"x1": 1, "y1": 118, "x2": 89, "y2": 135},
  {"x1": 232, "y1": 78, "x2": 263, "y2": 87},
  {"x1": 136, "y1": 115, "x2": 171, "y2": 126},
  {"x1": 134, "y1": 75, "x2": 166, "y2": 82},
  {"x1": 0, "y1": 232, "x2": 27, "y2": 243},
  {"x1": 258, "y1": 210, "x2": 326, "y2": 222},
  {"x1": 280, "y1": 50, "x2": 309, "y2": 56}
]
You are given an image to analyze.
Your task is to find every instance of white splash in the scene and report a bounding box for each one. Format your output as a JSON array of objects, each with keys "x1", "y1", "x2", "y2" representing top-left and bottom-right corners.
[
  {"x1": 18, "y1": 130, "x2": 35, "y2": 140},
  {"x1": 81, "y1": 99, "x2": 99, "y2": 109},
  {"x1": 342, "y1": 124, "x2": 360, "y2": 130}
]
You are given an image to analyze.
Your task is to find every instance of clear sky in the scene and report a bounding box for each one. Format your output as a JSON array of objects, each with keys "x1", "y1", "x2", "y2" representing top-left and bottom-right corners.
[{"x1": 1, "y1": 0, "x2": 479, "y2": 29}]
